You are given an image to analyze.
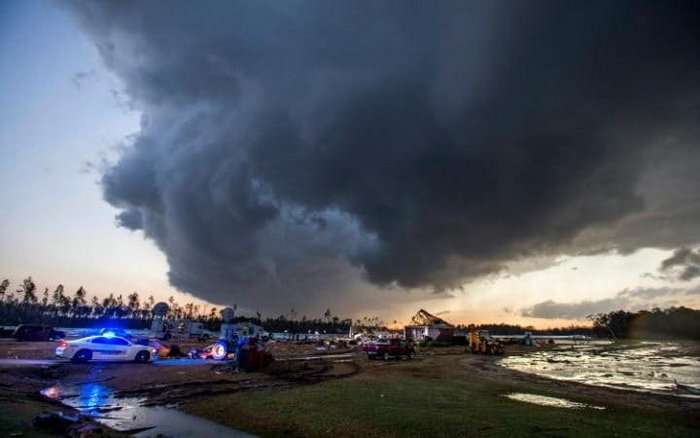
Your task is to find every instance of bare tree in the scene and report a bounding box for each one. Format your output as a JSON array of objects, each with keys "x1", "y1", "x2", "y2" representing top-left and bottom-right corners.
[
  {"x1": 52, "y1": 284, "x2": 65, "y2": 306},
  {"x1": 127, "y1": 292, "x2": 140, "y2": 315},
  {"x1": 73, "y1": 287, "x2": 87, "y2": 313},
  {"x1": 41, "y1": 287, "x2": 49, "y2": 307},
  {"x1": 0, "y1": 279, "x2": 9, "y2": 302},
  {"x1": 18, "y1": 277, "x2": 37, "y2": 305}
]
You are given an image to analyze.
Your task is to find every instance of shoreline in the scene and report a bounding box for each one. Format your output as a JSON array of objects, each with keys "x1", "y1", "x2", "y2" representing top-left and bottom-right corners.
[{"x1": 469, "y1": 349, "x2": 699, "y2": 414}]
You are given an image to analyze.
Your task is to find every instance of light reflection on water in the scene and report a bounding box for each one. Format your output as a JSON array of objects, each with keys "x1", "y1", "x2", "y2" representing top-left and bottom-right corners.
[
  {"x1": 75, "y1": 384, "x2": 114, "y2": 415},
  {"x1": 500, "y1": 342, "x2": 700, "y2": 397},
  {"x1": 505, "y1": 393, "x2": 605, "y2": 410},
  {"x1": 44, "y1": 383, "x2": 256, "y2": 437}
]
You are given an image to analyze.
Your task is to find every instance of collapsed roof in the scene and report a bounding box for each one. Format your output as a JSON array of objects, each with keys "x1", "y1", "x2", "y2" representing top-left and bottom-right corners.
[{"x1": 409, "y1": 309, "x2": 454, "y2": 327}]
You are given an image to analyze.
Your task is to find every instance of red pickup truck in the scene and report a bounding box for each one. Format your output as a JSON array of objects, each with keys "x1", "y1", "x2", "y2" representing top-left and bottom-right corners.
[{"x1": 362, "y1": 339, "x2": 416, "y2": 360}]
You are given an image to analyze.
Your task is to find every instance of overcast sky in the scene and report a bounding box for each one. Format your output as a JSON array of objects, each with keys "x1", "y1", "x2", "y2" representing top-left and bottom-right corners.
[{"x1": 1, "y1": 0, "x2": 699, "y2": 327}]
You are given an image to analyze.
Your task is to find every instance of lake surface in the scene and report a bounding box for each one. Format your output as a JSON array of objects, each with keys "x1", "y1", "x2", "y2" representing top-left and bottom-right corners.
[{"x1": 499, "y1": 341, "x2": 700, "y2": 398}]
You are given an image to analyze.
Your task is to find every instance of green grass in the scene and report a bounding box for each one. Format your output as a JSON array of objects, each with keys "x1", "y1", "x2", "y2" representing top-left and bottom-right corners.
[
  {"x1": 0, "y1": 401, "x2": 66, "y2": 438},
  {"x1": 0, "y1": 400, "x2": 128, "y2": 437},
  {"x1": 184, "y1": 373, "x2": 699, "y2": 437}
]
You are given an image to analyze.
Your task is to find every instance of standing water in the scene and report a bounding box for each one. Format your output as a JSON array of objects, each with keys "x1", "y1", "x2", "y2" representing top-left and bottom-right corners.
[
  {"x1": 42, "y1": 383, "x2": 256, "y2": 437},
  {"x1": 499, "y1": 341, "x2": 700, "y2": 398}
]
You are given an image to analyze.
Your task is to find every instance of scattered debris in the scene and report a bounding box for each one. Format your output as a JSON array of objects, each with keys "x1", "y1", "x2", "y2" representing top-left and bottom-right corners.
[
  {"x1": 67, "y1": 423, "x2": 103, "y2": 437},
  {"x1": 167, "y1": 344, "x2": 186, "y2": 357},
  {"x1": 405, "y1": 309, "x2": 455, "y2": 342},
  {"x1": 33, "y1": 411, "x2": 80, "y2": 433},
  {"x1": 675, "y1": 380, "x2": 700, "y2": 395}
]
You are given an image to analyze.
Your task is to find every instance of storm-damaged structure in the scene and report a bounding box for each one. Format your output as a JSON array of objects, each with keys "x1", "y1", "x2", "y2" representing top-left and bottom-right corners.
[{"x1": 404, "y1": 309, "x2": 454, "y2": 342}]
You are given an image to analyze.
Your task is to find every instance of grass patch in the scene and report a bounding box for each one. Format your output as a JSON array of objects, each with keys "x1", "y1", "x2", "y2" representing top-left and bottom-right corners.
[
  {"x1": 0, "y1": 401, "x2": 63, "y2": 438},
  {"x1": 0, "y1": 399, "x2": 128, "y2": 437},
  {"x1": 183, "y1": 371, "x2": 699, "y2": 437}
]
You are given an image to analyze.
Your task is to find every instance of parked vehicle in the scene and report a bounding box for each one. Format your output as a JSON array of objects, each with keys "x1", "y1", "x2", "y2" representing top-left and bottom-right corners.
[
  {"x1": 55, "y1": 335, "x2": 157, "y2": 363},
  {"x1": 150, "y1": 319, "x2": 215, "y2": 341},
  {"x1": 363, "y1": 338, "x2": 416, "y2": 360},
  {"x1": 13, "y1": 325, "x2": 66, "y2": 342},
  {"x1": 98, "y1": 327, "x2": 131, "y2": 339},
  {"x1": 469, "y1": 330, "x2": 504, "y2": 355},
  {"x1": 0, "y1": 327, "x2": 15, "y2": 338},
  {"x1": 220, "y1": 322, "x2": 270, "y2": 341}
]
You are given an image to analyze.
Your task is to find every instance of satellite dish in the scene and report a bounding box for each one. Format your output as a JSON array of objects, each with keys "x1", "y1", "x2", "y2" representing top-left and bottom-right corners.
[
  {"x1": 152, "y1": 302, "x2": 170, "y2": 316},
  {"x1": 220, "y1": 307, "x2": 235, "y2": 322}
]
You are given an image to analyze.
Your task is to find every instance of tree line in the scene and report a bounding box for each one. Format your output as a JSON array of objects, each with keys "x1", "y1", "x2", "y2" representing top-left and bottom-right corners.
[
  {"x1": 589, "y1": 307, "x2": 700, "y2": 340},
  {"x1": 0, "y1": 277, "x2": 196, "y2": 329},
  {"x1": 4, "y1": 277, "x2": 696, "y2": 339},
  {"x1": 455, "y1": 323, "x2": 595, "y2": 336},
  {"x1": 0, "y1": 277, "x2": 357, "y2": 333}
]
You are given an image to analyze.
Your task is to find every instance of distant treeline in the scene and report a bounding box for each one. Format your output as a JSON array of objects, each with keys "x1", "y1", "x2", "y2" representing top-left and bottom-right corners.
[
  {"x1": 0, "y1": 277, "x2": 354, "y2": 334},
  {"x1": 589, "y1": 307, "x2": 700, "y2": 340},
  {"x1": 455, "y1": 323, "x2": 595, "y2": 337},
  {"x1": 463, "y1": 308, "x2": 700, "y2": 340},
  {"x1": 3, "y1": 277, "x2": 697, "y2": 339}
]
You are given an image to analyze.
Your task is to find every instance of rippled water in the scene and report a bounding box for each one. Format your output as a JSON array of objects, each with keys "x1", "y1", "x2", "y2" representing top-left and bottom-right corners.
[{"x1": 500, "y1": 341, "x2": 700, "y2": 398}]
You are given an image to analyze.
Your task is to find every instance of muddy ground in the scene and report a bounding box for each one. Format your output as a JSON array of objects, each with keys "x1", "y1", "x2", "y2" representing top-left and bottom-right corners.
[
  {"x1": 0, "y1": 339, "x2": 698, "y2": 436},
  {"x1": 0, "y1": 338, "x2": 357, "y2": 398}
]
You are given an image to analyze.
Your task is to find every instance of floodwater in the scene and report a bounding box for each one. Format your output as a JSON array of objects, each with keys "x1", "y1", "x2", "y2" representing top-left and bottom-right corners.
[
  {"x1": 500, "y1": 341, "x2": 700, "y2": 398},
  {"x1": 42, "y1": 383, "x2": 256, "y2": 437},
  {"x1": 504, "y1": 393, "x2": 605, "y2": 410}
]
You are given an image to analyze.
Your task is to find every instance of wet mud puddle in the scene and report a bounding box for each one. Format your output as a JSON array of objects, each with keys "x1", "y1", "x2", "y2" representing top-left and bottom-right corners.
[
  {"x1": 505, "y1": 393, "x2": 605, "y2": 410},
  {"x1": 42, "y1": 383, "x2": 256, "y2": 437},
  {"x1": 500, "y1": 342, "x2": 700, "y2": 398}
]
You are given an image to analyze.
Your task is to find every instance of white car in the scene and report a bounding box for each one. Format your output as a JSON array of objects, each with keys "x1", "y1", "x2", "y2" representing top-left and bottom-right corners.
[{"x1": 55, "y1": 335, "x2": 156, "y2": 363}]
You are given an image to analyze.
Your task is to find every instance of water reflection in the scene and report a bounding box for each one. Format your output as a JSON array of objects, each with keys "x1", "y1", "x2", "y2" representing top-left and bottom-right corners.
[
  {"x1": 505, "y1": 393, "x2": 605, "y2": 410},
  {"x1": 500, "y1": 342, "x2": 700, "y2": 397},
  {"x1": 75, "y1": 384, "x2": 113, "y2": 415},
  {"x1": 39, "y1": 385, "x2": 61, "y2": 399},
  {"x1": 41, "y1": 383, "x2": 257, "y2": 437}
]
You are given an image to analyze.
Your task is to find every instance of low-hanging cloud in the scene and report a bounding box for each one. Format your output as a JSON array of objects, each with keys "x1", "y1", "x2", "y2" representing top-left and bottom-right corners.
[
  {"x1": 522, "y1": 286, "x2": 700, "y2": 319},
  {"x1": 60, "y1": 1, "x2": 700, "y2": 312},
  {"x1": 659, "y1": 247, "x2": 700, "y2": 281}
]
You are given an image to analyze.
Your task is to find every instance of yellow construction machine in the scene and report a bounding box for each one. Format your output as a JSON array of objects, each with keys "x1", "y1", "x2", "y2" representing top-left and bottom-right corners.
[{"x1": 469, "y1": 330, "x2": 504, "y2": 355}]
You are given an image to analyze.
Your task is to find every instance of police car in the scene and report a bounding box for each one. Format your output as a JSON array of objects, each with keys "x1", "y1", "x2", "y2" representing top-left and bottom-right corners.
[{"x1": 55, "y1": 334, "x2": 156, "y2": 363}]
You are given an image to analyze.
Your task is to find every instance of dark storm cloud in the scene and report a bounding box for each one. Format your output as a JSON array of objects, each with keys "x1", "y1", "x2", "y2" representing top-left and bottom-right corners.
[
  {"x1": 522, "y1": 286, "x2": 699, "y2": 319},
  {"x1": 60, "y1": 1, "x2": 700, "y2": 310},
  {"x1": 660, "y1": 247, "x2": 700, "y2": 281},
  {"x1": 521, "y1": 297, "x2": 629, "y2": 320}
]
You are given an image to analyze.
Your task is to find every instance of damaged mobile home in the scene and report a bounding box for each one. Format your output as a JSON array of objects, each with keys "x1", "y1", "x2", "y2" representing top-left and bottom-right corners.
[{"x1": 404, "y1": 309, "x2": 454, "y2": 342}]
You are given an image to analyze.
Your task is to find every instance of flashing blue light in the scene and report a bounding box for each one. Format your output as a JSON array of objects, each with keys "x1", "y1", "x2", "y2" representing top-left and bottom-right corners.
[
  {"x1": 77, "y1": 384, "x2": 112, "y2": 416},
  {"x1": 103, "y1": 331, "x2": 115, "y2": 338}
]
